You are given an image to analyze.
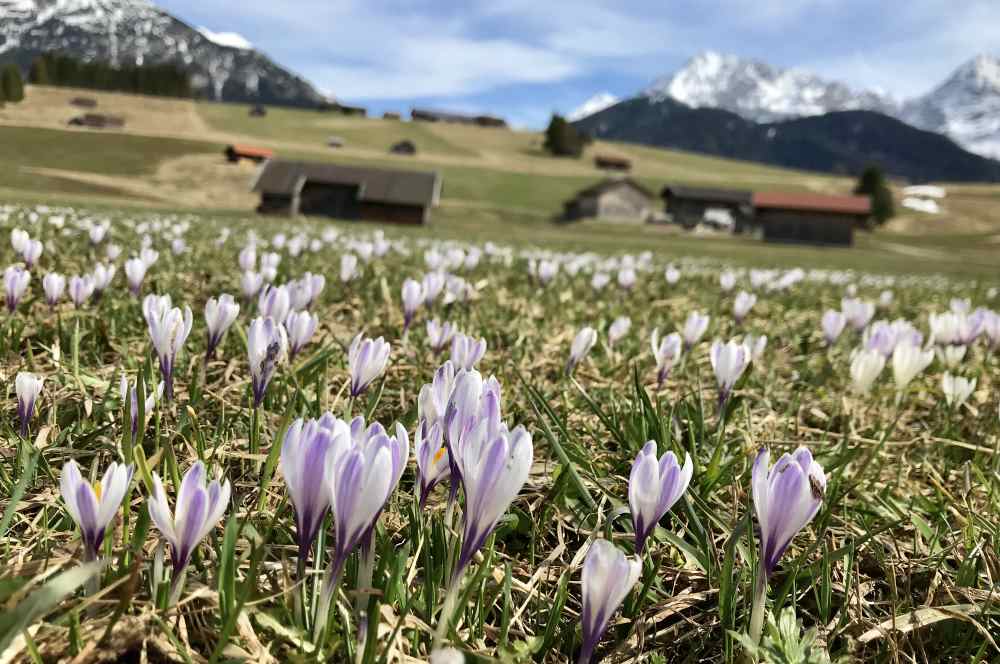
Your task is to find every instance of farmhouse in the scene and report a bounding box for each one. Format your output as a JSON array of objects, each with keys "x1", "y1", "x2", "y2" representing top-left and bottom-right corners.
[
  {"x1": 594, "y1": 154, "x2": 631, "y2": 172},
  {"x1": 563, "y1": 178, "x2": 655, "y2": 223},
  {"x1": 661, "y1": 185, "x2": 753, "y2": 230},
  {"x1": 225, "y1": 144, "x2": 274, "y2": 164},
  {"x1": 753, "y1": 191, "x2": 871, "y2": 246},
  {"x1": 411, "y1": 108, "x2": 508, "y2": 128},
  {"x1": 252, "y1": 159, "x2": 441, "y2": 225}
]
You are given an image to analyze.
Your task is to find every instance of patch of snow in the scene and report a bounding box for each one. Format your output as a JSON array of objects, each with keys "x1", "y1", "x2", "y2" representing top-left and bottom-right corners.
[
  {"x1": 197, "y1": 26, "x2": 253, "y2": 50},
  {"x1": 567, "y1": 92, "x2": 619, "y2": 121},
  {"x1": 902, "y1": 185, "x2": 946, "y2": 199},
  {"x1": 901, "y1": 198, "x2": 941, "y2": 214}
]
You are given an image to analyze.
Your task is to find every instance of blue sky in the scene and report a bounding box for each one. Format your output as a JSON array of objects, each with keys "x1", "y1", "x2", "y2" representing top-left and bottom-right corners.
[{"x1": 159, "y1": 0, "x2": 1000, "y2": 128}]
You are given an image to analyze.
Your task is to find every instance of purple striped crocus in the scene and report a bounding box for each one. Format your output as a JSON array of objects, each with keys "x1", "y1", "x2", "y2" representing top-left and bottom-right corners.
[
  {"x1": 578, "y1": 539, "x2": 641, "y2": 664},
  {"x1": 450, "y1": 333, "x2": 487, "y2": 371},
  {"x1": 414, "y1": 419, "x2": 449, "y2": 507},
  {"x1": 204, "y1": 294, "x2": 240, "y2": 359},
  {"x1": 348, "y1": 333, "x2": 391, "y2": 398},
  {"x1": 284, "y1": 310, "x2": 319, "y2": 360},
  {"x1": 43, "y1": 273, "x2": 65, "y2": 308},
  {"x1": 628, "y1": 441, "x2": 693, "y2": 554},
  {"x1": 119, "y1": 374, "x2": 164, "y2": 443},
  {"x1": 749, "y1": 447, "x2": 826, "y2": 644},
  {"x1": 258, "y1": 284, "x2": 291, "y2": 323},
  {"x1": 566, "y1": 327, "x2": 597, "y2": 375},
  {"x1": 16, "y1": 371, "x2": 43, "y2": 438},
  {"x1": 68, "y1": 275, "x2": 95, "y2": 308},
  {"x1": 248, "y1": 316, "x2": 288, "y2": 408},
  {"x1": 147, "y1": 462, "x2": 231, "y2": 591},
  {"x1": 124, "y1": 258, "x2": 147, "y2": 296},
  {"x1": 401, "y1": 278, "x2": 424, "y2": 331},
  {"x1": 60, "y1": 460, "x2": 133, "y2": 561},
  {"x1": 92, "y1": 263, "x2": 115, "y2": 299},
  {"x1": 651, "y1": 329, "x2": 682, "y2": 388},
  {"x1": 143, "y1": 297, "x2": 193, "y2": 402},
  {"x1": 681, "y1": 311, "x2": 710, "y2": 350},
  {"x1": 710, "y1": 339, "x2": 751, "y2": 407},
  {"x1": 427, "y1": 319, "x2": 458, "y2": 354},
  {"x1": 4, "y1": 266, "x2": 30, "y2": 313}
]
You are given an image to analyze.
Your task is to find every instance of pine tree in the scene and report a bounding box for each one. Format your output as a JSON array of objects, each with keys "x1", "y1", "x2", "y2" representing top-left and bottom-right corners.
[
  {"x1": 29, "y1": 57, "x2": 50, "y2": 85},
  {"x1": 543, "y1": 114, "x2": 586, "y2": 158},
  {"x1": 854, "y1": 165, "x2": 894, "y2": 225},
  {"x1": 1, "y1": 65, "x2": 25, "y2": 103}
]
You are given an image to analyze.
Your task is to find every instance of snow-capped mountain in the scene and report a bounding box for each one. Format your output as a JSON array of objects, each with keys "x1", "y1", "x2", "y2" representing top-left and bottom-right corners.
[
  {"x1": 902, "y1": 55, "x2": 1000, "y2": 159},
  {"x1": 643, "y1": 51, "x2": 899, "y2": 122},
  {"x1": 0, "y1": 0, "x2": 325, "y2": 107},
  {"x1": 567, "y1": 92, "x2": 619, "y2": 122}
]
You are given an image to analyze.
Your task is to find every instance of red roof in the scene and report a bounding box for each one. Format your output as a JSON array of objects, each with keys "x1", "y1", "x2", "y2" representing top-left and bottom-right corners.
[
  {"x1": 753, "y1": 191, "x2": 871, "y2": 215},
  {"x1": 228, "y1": 144, "x2": 274, "y2": 159}
]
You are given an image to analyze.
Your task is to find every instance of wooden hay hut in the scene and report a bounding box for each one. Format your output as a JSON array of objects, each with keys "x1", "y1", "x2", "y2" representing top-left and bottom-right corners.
[
  {"x1": 68, "y1": 113, "x2": 125, "y2": 129},
  {"x1": 594, "y1": 154, "x2": 631, "y2": 172},
  {"x1": 70, "y1": 97, "x2": 98, "y2": 108},
  {"x1": 563, "y1": 178, "x2": 655, "y2": 223},
  {"x1": 225, "y1": 144, "x2": 274, "y2": 164},
  {"x1": 661, "y1": 185, "x2": 753, "y2": 230},
  {"x1": 752, "y1": 191, "x2": 871, "y2": 246},
  {"x1": 390, "y1": 140, "x2": 417, "y2": 155}
]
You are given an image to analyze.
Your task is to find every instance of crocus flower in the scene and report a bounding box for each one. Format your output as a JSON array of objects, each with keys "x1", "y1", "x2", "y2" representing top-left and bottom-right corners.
[
  {"x1": 147, "y1": 462, "x2": 231, "y2": 581},
  {"x1": 257, "y1": 284, "x2": 291, "y2": 323},
  {"x1": 842, "y1": 297, "x2": 875, "y2": 331},
  {"x1": 617, "y1": 267, "x2": 636, "y2": 290},
  {"x1": 15, "y1": 371, "x2": 43, "y2": 437},
  {"x1": 578, "y1": 540, "x2": 642, "y2": 664},
  {"x1": 878, "y1": 290, "x2": 894, "y2": 308},
  {"x1": 719, "y1": 271, "x2": 736, "y2": 292},
  {"x1": 10, "y1": 229, "x2": 29, "y2": 253},
  {"x1": 591, "y1": 273, "x2": 610, "y2": 291},
  {"x1": 88, "y1": 223, "x2": 108, "y2": 245},
  {"x1": 567, "y1": 327, "x2": 598, "y2": 375},
  {"x1": 450, "y1": 333, "x2": 487, "y2": 371},
  {"x1": 60, "y1": 460, "x2": 133, "y2": 560},
  {"x1": 105, "y1": 244, "x2": 121, "y2": 262},
  {"x1": 124, "y1": 258, "x2": 147, "y2": 296},
  {"x1": 664, "y1": 266, "x2": 680, "y2": 284},
  {"x1": 144, "y1": 298, "x2": 193, "y2": 402},
  {"x1": 733, "y1": 291, "x2": 757, "y2": 323},
  {"x1": 536, "y1": 260, "x2": 558, "y2": 285},
  {"x1": 418, "y1": 361, "x2": 458, "y2": 425},
  {"x1": 978, "y1": 309, "x2": 1000, "y2": 349},
  {"x1": 92, "y1": 263, "x2": 115, "y2": 298},
  {"x1": 281, "y1": 414, "x2": 346, "y2": 563},
  {"x1": 821, "y1": 310, "x2": 846, "y2": 346},
  {"x1": 891, "y1": 341, "x2": 934, "y2": 392},
  {"x1": 749, "y1": 447, "x2": 826, "y2": 644},
  {"x1": 204, "y1": 294, "x2": 240, "y2": 359},
  {"x1": 238, "y1": 244, "x2": 256, "y2": 271},
  {"x1": 285, "y1": 310, "x2": 319, "y2": 359},
  {"x1": 348, "y1": 333, "x2": 391, "y2": 397},
  {"x1": 295, "y1": 272, "x2": 325, "y2": 309},
  {"x1": 401, "y1": 278, "x2": 424, "y2": 330},
  {"x1": 139, "y1": 248, "x2": 159, "y2": 268},
  {"x1": 119, "y1": 374, "x2": 164, "y2": 442},
  {"x1": 746, "y1": 334, "x2": 768, "y2": 362},
  {"x1": 628, "y1": 441, "x2": 693, "y2": 554},
  {"x1": 710, "y1": 339, "x2": 751, "y2": 406},
  {"x1": 681, "y1": 311, "x2": 710, "y2": 350},
  {"x1": 43, "y1": 272, "x2": 65, "y2": 307},
  {"x1": 260, "y1": 251, "x2": 281, "y2": 282},
  {"x1": 415, "y1": 419, "x2": 449, "y2": 507},
  {"x1": 942, "y1": 373, "x2": 976, "y2": 408},
  {"x1": 340, "y1": 253, "x2": 359, "y2": 283},
  {"x1": 650, "y1": 329, "x2": 682, "y2": 387},
  {"x1": 936, "y1": 344, "x2": 967, "y2": 369},
  {"x1": 68, "y1": 275, "x2": 95, "y2": 308},
  {"x1": 849, "y1": 348, "x2": 885, "y2": 395},
  {"x1": 4, "y1": 266, "x2": 30, "y2": 313},
  {"x1": 241, "y1": 270, "x2": 264, "y2": 299},
  {"x1": 608, "y1": 316, "x2": 631, "y2": 347},
  {"x1": 427, "y1": 319, "x2": 458, "y2": 354},
  {"x1": 21, "y1": 239, "x2": 42, "y2": 268},
  {"x1": 422, "y1": 271, "x2": 447, "y2": 306},
  {"x1": 248, "y1": 316, "x2": 288, "y2": 407},
  {"x1": 950, "y1": 297, "x2": 971, "y2": 314}
]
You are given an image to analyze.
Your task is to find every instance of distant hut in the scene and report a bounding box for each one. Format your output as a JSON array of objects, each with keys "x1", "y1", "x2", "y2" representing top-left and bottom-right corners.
[
  {"x1": 752, "y1": 192, "x2": 871, "y2": 246},
  {"x1": 390, "y1": 140, "x2": 417, "y2": 155},
  {"x1": 225, "y1": 144, "x2": 274, "y2": 164},
  {"x1": 321, "y1": 102, "x2": 367, "y2": 117},
  {"x1": 383, "y1": 112, "x2": 402, "y2": 121},
  {"x1": 327, "y1": 136, "x2": 345, "y2": 148},
  {"x1": 70, "y1": 97, "x2": 98, "y2": 109},
  {"x1": 594, "y1": 154, "x2": 631, "y2": 172},
  {"x1": 252, "y1": 159, "x2": 442, "y2": 225},
  {"x1": 563, "y1": 178, "x2": 655, "y2": 223},
  {"x1": 249, "y1": 105, "x2": 267, "y2": 117},
  {"x1": 661, "y1": 186, "x2": 753, "y2": 230},
  {"x1": 68, "y1": 113, "x2": 125, "y2": 129}
]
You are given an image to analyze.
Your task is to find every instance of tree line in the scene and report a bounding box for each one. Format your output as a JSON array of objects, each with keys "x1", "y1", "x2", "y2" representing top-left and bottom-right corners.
[{"x1": 26, "y1": 53, "x2": 192, "y2": 98}]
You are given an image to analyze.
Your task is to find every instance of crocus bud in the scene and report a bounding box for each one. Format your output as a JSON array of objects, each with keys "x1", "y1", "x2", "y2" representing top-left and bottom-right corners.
[
  {"x1": 617, "y1": 267, "x2": 636, "y2": 290},
  {"x1": 942, "y1": 372, "x2": 976, "y2": 408},
  {"x1": 21, "y1": 239, "x2": 43, "y2": 268},
  {"x1": 608, "y1": 316, "x2": 631, "y2": 347},
  {"x1": 144, "y1": 298, "x2": 193, "y2": 402},
  {"x1": 841, "y1": 297, "x2": 875, "y2": 331},
  {"x1": 348, "y1": 333, "x2": 391, "y2": 398},
  {"x1": 427, "y1": 319, "x2": 458, "y2": 354},
  {"x1": 629, "y1": 441, "x2": 692, "y2": 554},
  {"x1": 719, "y1": 270, "x2": 736, "y2": 292},
  {"x1": 147, "y1": 462, "x2": 230, "y2": 579},
  {"x1": 849, "y1": 348, "x2": 885, "y2": 395},
  {"x1": 664, "y1": 265, "x2": 680, "y2": 284},
  {"x1": 43, "y1": 272, "x2": 65, "y2": 307},
  {"x1": 733, "y1": 291, "x2": 757, "y2": 323},
  {"x1": 891, "y1": 341, "x2": 933, "y2": 392},
  {"x1": 747, "y1": 334, "x2": 767, "y2": 362},
  {"x1": 92, "y1": 263, "x2": 115, "y2": 298},
  {"x1": 710, "y1": 339, "x2": 751, "y2": 406},
  {"x1": 119, "y1": 374, "x2": 163, "y2": 441},
  {"x1": 258, "y1": 284, "x2": 291, "y2": 323},
  {"x1": 450, "y1": 333, "x2": 487, "y2": 371},
  {"x1": 936, "y1": 344, "x2": 967, "y2": 369},
  {"x1": 68, "y1": 274, "x2": 95, "y2": 308},
  {"x1": 10, "y1": 228, "x2": 29, "y2": 253},
  {"x1": 418, "y1": 361, "x2": 458, "y2": 425},
  {"x1": 414, "y1": 419, "x2": 449, "y2": 507},
  {"x1": 248, "y1": 316, "x2": 288, "y2": 408},
  {"x1": 105, "y1": 244, "x2": 121, "y2": 262},
  {"x1": 204, "y1": 294, "x2": 240, "y2": 359},
  {"x1": 651, "y1": 329, "x2": 682, "y2": 387},
  {"x1": 15, "y1": 371, "x2": 43, "y2": 437},
  {"x1": 422, "y1": 271, "x2": 446, "y2": 306},
  {"x1": 4, "y1": 266, "x2": 30, "y2": 313},
  {"x1": 124, "y1": 258, "x2": 147, "y2": 296},
  {"x1": 567, "y1": 327, "x2": 598, "y2": 375},
  {"x1": 340, "y1": 253, "x2": 359, "y2": 283},
  {"x1": 139, "y1": 247, "x2": 159, "y2": 268},
  {"x1": 681, "y1": 311, "x2": 710, "y2": 350},
  {"x1": 401, "y1": 278, "x2": 424, "y2": 330},
  {"x1": 88, "y1": 223, "x2": 108, "y2": 245},
  {"x1": 241, "y1": 270, "x2": 263, "y2": 299},
  {"x1": 238, "y1": 244, "x2": 256, "y2": 272},
  {"x1": 578, "y1": 540, "x2": 641, "y2": 664},
  {"x1": 284, "y1": 310, "x2": 319, "y2": 359},
  {"x1": 60, "y1": 460, "x2": 133, "y2": 561},
  {"x1": 821, "y1": 310, "x2": 846, "y2": 346}
]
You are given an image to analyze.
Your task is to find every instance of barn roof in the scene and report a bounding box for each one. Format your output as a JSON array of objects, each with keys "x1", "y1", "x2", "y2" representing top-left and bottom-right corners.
[
  {"x1": 661, "y1": 185, "x2": 752, "y2": 205},
  {"x1": 572, "y1": 177, "x2": 654, "y2": 200},
  {"x1": 228, "y1": 144, "x2": 274, "y2": 159},
  {"x1": 252, "y1": 160, "x2": 440, "y2": 207},
  {"x1": 753, "y1": 191, "x2": 871, "y2": 215}
]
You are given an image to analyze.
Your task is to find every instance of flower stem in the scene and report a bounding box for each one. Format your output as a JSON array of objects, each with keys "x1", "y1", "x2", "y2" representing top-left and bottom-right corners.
[
  {"x1": 748, "y1": 564, "x2": 768, "y2": 649},
  {"x1": 432, "y1": 576, "x2": 462, "y2": 651},
  {"x1": 313, "y1": 556, "x2": 346, "y2": 647}
]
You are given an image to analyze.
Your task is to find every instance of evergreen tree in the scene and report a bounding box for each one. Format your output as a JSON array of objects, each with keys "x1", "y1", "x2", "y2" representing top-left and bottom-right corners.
[
  {"x1": 543, "y1": 114, "x2": 586, "y2": 158},
  {"x1": 1, "y1": 65, "x2": 25, "y2": 103},
  {"x1": 854, "y1": 165, "x2": 894, "y2": 225},
  {"x1": 29, "y1": 57, "x2": 50, "y2": 85}
]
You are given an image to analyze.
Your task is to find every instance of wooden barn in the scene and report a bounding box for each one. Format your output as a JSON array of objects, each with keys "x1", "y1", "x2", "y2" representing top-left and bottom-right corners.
[
  {"x1": 752, "y1": 192, "x2": 871, "y2": 246},
  {"x1": 390, "y1": 140, "x2": 417, "y2": 155},
  {"x1": 225, "y1": 144, "x2": 274, "y2": 164},
  {"x1": 252, "y1": 160, "x2": 442, "y2": 225},
  {"x1": 411, "y1": 108, "x2": 508, "y2": 128},
  {"x1": 594, "y1": 154, "x2": 631, "y2": 172},
  {"x1": 563, "y1": 178, "x2": 655, "y2": 223},
  {"x1": 661, "y1": 185, "x2": 753, "y2": 230}
]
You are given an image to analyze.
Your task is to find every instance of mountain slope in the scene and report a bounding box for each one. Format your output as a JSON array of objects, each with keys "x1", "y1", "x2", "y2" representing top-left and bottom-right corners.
[
  {"x1": 0, "y1": 0, "x2": 325, "y2": 107},
  {"x1": 645, "y1": 51, "x2": 899, "y2": 122},
  {"x1": 902, "y1": 55, "x2": 1000, "y2": 159},
  {"x1": 573, "y1": 97, "x2": 1000, "y2": 183}
]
